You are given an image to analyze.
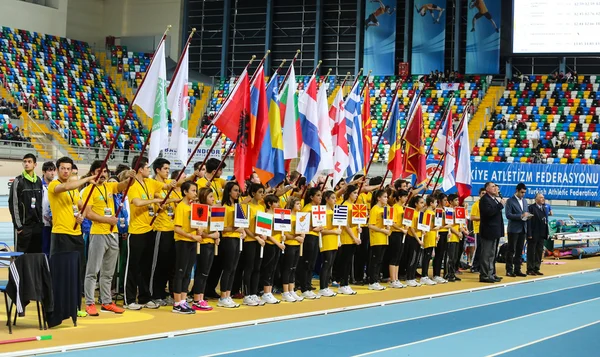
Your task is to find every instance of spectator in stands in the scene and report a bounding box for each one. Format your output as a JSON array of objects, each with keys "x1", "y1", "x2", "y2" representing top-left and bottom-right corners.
[
  {"x1": 493, "y1": 119, "x2": 505, "y2": 130},
  {"x1": 567, "y1": 137, "x2": 575, "y2": 149},
  {"x1": 123, "y1": 138, "x2": 132, "y2": 163},
  {"x1": 531, "y1": 128, "x2": 540, "y2": 149},
  {"x1": 592, "y1": 136, "x2": 600, "y2": 150},
  {"x1": 549, "y1": 71, "x2": 559, "y2": 83}
]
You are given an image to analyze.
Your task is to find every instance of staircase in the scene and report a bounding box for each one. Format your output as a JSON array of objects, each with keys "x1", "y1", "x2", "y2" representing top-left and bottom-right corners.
[
  {"x1": 190, "y1": 84, "x2": 211, "y2": 136},
  {"x1": 469, "y1": 85, "x2": 504, "y2": 148}
]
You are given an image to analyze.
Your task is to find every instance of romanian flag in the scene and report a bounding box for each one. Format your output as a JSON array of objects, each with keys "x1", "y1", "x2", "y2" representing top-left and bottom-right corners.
[
  {"x1": 362, "y1": 79, "x2": 372, "y2": 168},
  {"x1": 402, "y1": 101, "x2": 427, "y2": 186},
  {"x1": 382, "y1": 94, "x2": 403, "y2": 181},
  {"x1": 249, "y1": 63, "x2": 269, "y2": 181},
  {"x1": 210, "y1": 206, "x2": 225, "y2": 222}
]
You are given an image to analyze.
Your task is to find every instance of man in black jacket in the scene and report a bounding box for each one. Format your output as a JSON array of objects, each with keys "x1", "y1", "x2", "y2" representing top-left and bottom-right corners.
[
  {"x1": 9, "y1": 153, "x2": 43, "y2": 253},
  {"x1": 479, "y1": 182, "x2": 505, "y2": 283},
  {"x1": 527, "y1": 193, "x2": 549, "y2": 275}
]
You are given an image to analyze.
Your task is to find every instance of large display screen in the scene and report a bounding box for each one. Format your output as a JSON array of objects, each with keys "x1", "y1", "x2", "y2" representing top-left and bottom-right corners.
[{"x1": 513, "y1": 0, "x2": 600, "y2": 54}]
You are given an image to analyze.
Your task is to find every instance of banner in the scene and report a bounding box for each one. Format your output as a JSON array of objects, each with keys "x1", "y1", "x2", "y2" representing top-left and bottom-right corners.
[
  {"x1": 364, "y1": 0, "x2": 397, "y2": 75},
  {"x1": 162, "y1": 137, "x2": 222, "y2": 170},
  {"x1": 466, "y1": 0, "x2": 501, "y2": 74},
  {"x1": 412, "y1": 0, "x2": 447, "y2": 74}
]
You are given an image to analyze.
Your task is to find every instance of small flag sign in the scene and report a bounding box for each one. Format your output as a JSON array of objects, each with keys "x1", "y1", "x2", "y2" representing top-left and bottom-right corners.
[
  {"x1": 454, "y1": 207, "x2": 466, "y2": 224},
  {"x1": 273, "y1": 208, "x2": 292, "y2": 232},
  {"x1": 311, "y1": 205, "x2": 327, "y2": 226},
  {"x1": 402, "y1": 207, "x2": 415, "y2": 227},
  {"x1": 383, "y1": 206, "x2": 394, "y2": 226},
  {"x1": 418, "y1": 211, "x2": 432, "y2": 232},
  {"x1": 209, "y1": 206, "x2": 225, "y2": 231},
  {"x1": 445, "y1": 208, "x2": 454, "y2": 224},
  {"x1": 191, "y1": 203, "x2": 209, "y2": 228},
  {"x1": 234, "y1": 203, "x2": 249, "y2": 228},
  {"x1": 351, "y1": 204, "x2": 368, "y2": 225},
  {"x1": 435, "y1": 209, "x2": 444, "y2": 227},
  {"x1": 296, "y1": 212, "x2": 310, "y2": 233},
  {"x1": 332, "y1": 205, "x2": 349, "y2": 226},
  {"x1": 255, "y1": 211, "x2": 273, "y2": 236}
]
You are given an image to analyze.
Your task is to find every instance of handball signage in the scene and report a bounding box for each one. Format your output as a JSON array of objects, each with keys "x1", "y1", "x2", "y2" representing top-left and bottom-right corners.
[{"x1": 162, "y1": 137, "x2": 222, "y2": 169}]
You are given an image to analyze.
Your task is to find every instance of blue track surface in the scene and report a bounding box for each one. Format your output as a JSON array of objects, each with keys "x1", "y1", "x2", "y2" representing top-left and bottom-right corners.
[{"x1": 45, "y1": 271, "x2": 600, "y2": 357}]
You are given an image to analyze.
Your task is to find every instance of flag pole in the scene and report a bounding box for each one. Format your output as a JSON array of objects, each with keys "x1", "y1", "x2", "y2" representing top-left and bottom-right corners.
[
  {"x1": 207, "y1": 141, "x2": 235, "y2": 188},
  {"x1": 347, "y1": 68, "x2": 364, "y2": 99},
  {"x1": 424, "y1": 93, "x2": 455, "y2": 158},
  {"x1": 278, "y1": 50, "x2": 301, "y2": 93},
  {"x1": 266, "y1": 58, "x2": 286, "y2": 88},
  {"x1": 317, "y1": 68, "x2": 332, "y2": 90},
  {"x1": 75, "y1": 25, "x2": 172, "y2": 229}
]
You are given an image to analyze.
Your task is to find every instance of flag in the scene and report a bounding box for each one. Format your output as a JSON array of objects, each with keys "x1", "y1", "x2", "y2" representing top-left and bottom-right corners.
[
  {"x1": 434, "y1": 108, "x2": 456, "y2": 192},
  {"x1": 133, "y1": 37, "x2": 168, "y2": 164},
  {"x1": 455, "y1": 206, "x2": 466, "y2": 224},
  {"x1": 297, "y1": 74, "x2": 321, "y2": 183},
  {"x1": 167, "y1": 38, "x2": 190, "y2": 163},
  {"x1": 255, "y1": 211, "x2": 273, "y2": 236},
  {"x1": 315, "y1": 80, "x2": 334, "y2": 176},
  {"x1": 445, "y1": 208, "x2": 454, "y2": 224},
  {"x1": 434, "y1": 208, "x2": 444, "y2": 227},
  {"x1": 417, "y1": 211, "x2": 432, "y2": 232},
  {"x1": 345, "y1": 81, "x2": 364, "y2": 180},
  {"x1": 212, "y1": 70, "x2": 251, "y2": 191},
  {"x1": 362, "y1": 80, "x2": 372, "y2": 168},
  {"x1": 382, "y1": 94, "x2": 404, "y2": 181},
  {"x1": 191, "y1": 203, "x2": 209, "y2": 228},
  {"x1": 351, "y1": 204, "x2": 368, "y2": 225},
  {"x1": 273, "y1": 208, "x2": 292, "y2": 231},
  {"x1": 403, "y1": 102, "x2": 427, "y2": 186},
  {"x1": 234, "y1": 203, "x2": 249, "y2": 228},
  {"x1": 402, "y1": 207, "x2": 415, "y2": 226},
  {"x1": 383, "y1": 206, "x2": 394, "y2": 226},
  {"x1": 255, "y1": 73, "x2": 285, "y2": 186},
  {"x1": 295, "y1": 211, "x2": 311, "y2": 233},
  {"x1": 209, "y1": 206, "x2": 225, "y2": 231},
  {"x1": 455, "y1": 111, "x2": 472, "y2": 199},
  {"x1": 330, "y1": 87, "x2": 348, "y2": 185},
  {"x1": 249, "y1": 64, "x2": 270, "y2": 181},
  {"x1": 280, "y1": 64, "x2": 300, "y2": 167},
  {"x1": 311, "y1": 205, "x2": 327, "y2": 226},
  {"x1": 333, "y1": 205, "x2": 349, "y2": 226}
]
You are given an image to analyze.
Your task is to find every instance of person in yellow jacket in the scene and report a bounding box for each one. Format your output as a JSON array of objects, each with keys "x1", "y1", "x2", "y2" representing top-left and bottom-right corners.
[
  {"x1": 336, "y1": 185, "x2": 361, "y2": 295},
  {"x1": 260, "y1": 194, "x2": 284, "y2": 305},
  {"x1": 242, "y1": 183, "x2": 267, "y2": 306},
  {"x1": 405, "y1": 196, "x2": 426, "y2": 287},
  {"x1": 318, "y1": 191, "x2": 342, "y2": 297},
  {"x1": 367, "y1": 190, "x2": 390, "y2": 291},
  {"x1": 420, "y1": 195, "x2": 440, "y2": 286},
  {"x1": 388, "y1": 189, "x2": 409, "y2": 289},
  {"x1": 447, "y1": 194, "x2": 470, "y2": 282},
  {"x1": 432, "y1": 193, "x2": 452, "y2": 284},
  {"x1": 281, "y1": 197, "x2": 305, "y2": 302},
  {"x1": 298, "y1": 188, "x2": 323, "y2": 299}
]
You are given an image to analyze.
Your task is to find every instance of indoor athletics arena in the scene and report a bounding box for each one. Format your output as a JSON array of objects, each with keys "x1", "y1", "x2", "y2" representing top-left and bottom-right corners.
[{"x1": 2, "y1": 0, "x2": 600, "y2": 356}]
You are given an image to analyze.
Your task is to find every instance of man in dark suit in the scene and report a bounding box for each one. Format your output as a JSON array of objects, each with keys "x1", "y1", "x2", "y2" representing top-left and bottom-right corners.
[
  {"x1": 527, "y1": 193, "x2": 549, "y2": 275},
  {"x1": 479, "y1": 182, "x2": 505, "y2": 283},
  {"x1": 505, "y1": 183, "x2": 532, "y2": 277}
]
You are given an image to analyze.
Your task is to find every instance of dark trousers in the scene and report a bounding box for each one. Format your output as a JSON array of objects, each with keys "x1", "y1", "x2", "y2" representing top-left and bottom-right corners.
[
  {"x1": 124, "y1": 231, "x2": 155, "y2": 305},
  {"x1": 42, "y1": 225, "x2": 51, "y2": 256},
  {"x1": 479, "y1": 237, "x2": 497, "y2": 280},
  {"x1": 433, "y1": 232, "x2": 448, "y2": 277},
  {"x1": 368, "y1": 245, "x2": 386, "y2": 284},
  {"x1": 471, "y1": 233, "x2": 481, "y2": 271},
  {"x1": 219, "y1": 238, "x2": 241, "y2": 292},
  {"x1": 405, "y1": 236, "x2": 421, "y2": 281},
  {"x1": 297, "y1": 234, "x2": 319, "y2": 292},
  {"x1": 526, "y1": 237, "x2": 545, "y2": 273},
  {"x1": 205, "y1": 244, "x2": 222, "y2": 295},
  {"x1": 173, "y1": 240, "x2": 196, "y2": 294},
  {"x1": 16, "y1": 223, "x2": 43, "y2": 253},
  {"x1": 260, "y1": 244, "x2": 280, "y2": 287},
  {"x1": 446, "y1": 242, "x2": 459, "y2": 278},
  {"x1": 337, "y1": 244, "x2": 356, "y2": 286},
  {"x1": 354, "y1": 230, "x2": 370, "y2": 281},
  {"x1": 150, "y1": 230, "x2": 175, "y2": 299},
  {"x1": 281, "y1": 245, "x2": 300, "y2": 285},
  {"x1": 388, "y1": 232, "x2": 404, "y2": 266},
  {"x1": 50, "y1": 232, "x2": 85, "y2": 298},
  {"x1": 455, "y1": 238, "x2": 465, "y2": 270},
  {"x1": 192, "y1": 243, "x2": 215, "y2": 295},
  {"x1": 506, "y1": 232, "x2": 526, "y2": 273},
  {"x1": 421, "y1": 247, "x2": 434, "y2": 278},
  {"x1": 242, "y1": 241, "x2": 263, "y2": 296},
  {"x1": 319, "y1": 250, "x2": 337, "y2": 289}
]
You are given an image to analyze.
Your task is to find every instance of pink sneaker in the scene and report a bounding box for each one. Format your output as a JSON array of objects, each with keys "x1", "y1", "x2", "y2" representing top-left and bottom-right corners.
[{"x1": 192, "y1": 300, "x2": 213, "y2": 311}]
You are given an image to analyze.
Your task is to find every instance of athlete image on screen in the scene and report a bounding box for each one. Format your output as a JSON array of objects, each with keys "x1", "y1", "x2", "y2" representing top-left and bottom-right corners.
[
  {"x1": 415, "y1": 3, "x2": 445, "y2": 24},
  {"x1": 469, "y1": 0, "x2": 499, "y2": 33},
  {"x1": 365, "y1": 0, "x2": 396, "y2": 30}
]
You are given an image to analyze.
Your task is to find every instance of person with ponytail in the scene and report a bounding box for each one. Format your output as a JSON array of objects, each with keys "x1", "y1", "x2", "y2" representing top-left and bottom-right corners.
[
  {"x1": 337, "y1": 185, "x2": 360, "y2": 295},
  {"x1": 297, "y1": 188, "x2": 323, "y2": 299},
  {"x1": 421, "y1": 195, "x2": 440, "y2": 286},
  {"x1": 281, "y1": 197, "x2": 305, "y2": 302},
  {"x1": 242, "y1": 183, "x2": 267, "y2": 306},
  {"x1": 405, "y1": 195, "x2": 426, "y2": 287},
  {"x1": 388, "y1": 189, "x2": 409, "y2": 289},
  {"x1": 367, "y1": 190, "x2": 390, "y2": 291},
  {"x1": 318, "y1": 190, "x2": 342, "y2": 297},
  {"x1": 260, "y1": 194, "x2": 284, "y2": 304},
  {"x1": 432, "y1": 193, "x2": 451, "y2": 284}
]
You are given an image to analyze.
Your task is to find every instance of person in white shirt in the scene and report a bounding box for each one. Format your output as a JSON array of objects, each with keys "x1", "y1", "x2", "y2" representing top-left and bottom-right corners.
[{"x1": 41, "y1": 161, "x2": 56, "y2": 256}]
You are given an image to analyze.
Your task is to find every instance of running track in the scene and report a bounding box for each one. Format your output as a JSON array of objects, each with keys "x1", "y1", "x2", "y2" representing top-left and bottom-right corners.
[{"x1": 33, "y1": 270, "x2": 600, "y2": 357}]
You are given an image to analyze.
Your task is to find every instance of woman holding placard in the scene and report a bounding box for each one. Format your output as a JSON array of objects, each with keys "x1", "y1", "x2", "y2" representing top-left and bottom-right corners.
[
  {"x1": 281, "y1": 197, "x2": 305, "y2": 302},
  {"x1": 218, "y1": 182, "x2": 246, "y2": 309},
  {"x1": 432, "y1": 193, "x2": 452, "y2": 284},
  {"x1": 242, "y1": 183, "x2": 267, "y2": 306},
  {"x1": 405, "y1": 195, "x2": 426, "y2": 287},
  {"x1": 388, "y1": 189, "x2": 409, "y2": 289},
  {"x1": 260, "y1": 194, "x2": 284, "y2": 304},
  {"x1": 337, "y1": 185, "x2": 360, "y2": 295},
  {"x1": 318, "y1": 191, "x2": 342, "y2": 297},
  {"x1": 420, "y1": 195, "x2": 440, "y2": 286},
  {"x1": 367, "y1": 190, "x2": 390, "y2": 291},
  {"x1": 298, "y1": 188, "x2": 323, "y2": 300}
]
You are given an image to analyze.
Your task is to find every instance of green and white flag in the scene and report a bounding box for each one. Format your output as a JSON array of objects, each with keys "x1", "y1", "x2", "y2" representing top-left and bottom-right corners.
[
  {"x1": 167, "y1": 40, "x2": 190, "y2": 163},
  {"x1": 133, "y1": 37, "x2": 168, "y2": 164}
]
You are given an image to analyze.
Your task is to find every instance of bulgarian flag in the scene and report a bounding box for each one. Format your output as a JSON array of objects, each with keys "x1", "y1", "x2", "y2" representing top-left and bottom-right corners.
[
  {"x1": 167, "y1": 37, "x2": 190, "y2": 163},
  {"x1": 133, "y1": 36, "x2": 168, "y2": 164}
]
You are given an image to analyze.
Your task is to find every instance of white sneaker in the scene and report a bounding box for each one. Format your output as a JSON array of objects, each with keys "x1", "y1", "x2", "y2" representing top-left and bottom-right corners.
[
  {"x1": 165, "y1": 296, "x2": 174, "y2": 305},
  {"x1": 144, "y1": 300, "x2": 160, "y2": 309},
  {"x1": 421, "y1": 277, "x2": 437, "y2": 286},
  {"x1": 243, "y1": 295, "x2": 259, "y2": 306},
  {"x1": 124, "y1": 302, "x2": 142, "y2": 310},
  {"x1": 433, "y1": 276, "x2": 447, "y2": 284},
  {"x1": 291, "y1": 291, "x2": 304, "y2": 301},
  {"x1": 261, "y1": 293, "x2": 280, "y2": 304},
  {"x1": 282, "y1": 292, "x2": 296, "y2": 302},
  {"x1": 406, "y1": 279, "x2": 420, "y2": 287},
  {"x1": 253, "y1": 294, "x2": 266, "y2": 306},
  {"x1": 302, "y1": 290, "x2": 319, "y2": 299},
  {"x1": 319, "y1": 288, "x2": 337, "y2": 297},
  {"x1": 153, "y1": 299, "x2": 167, "y2": 306},
  {"x1": 217, "y1": 297, "x2": 239, "y2": 308},
  {"x1": 368, "y1": 282, "x2": 386, "y2": 291},
  {"x1": 338, "y1": 285, "x2": 356, "y2": 295},
  {"x1": 389, "y1": 280, "x2": 403, "y2": 289}
]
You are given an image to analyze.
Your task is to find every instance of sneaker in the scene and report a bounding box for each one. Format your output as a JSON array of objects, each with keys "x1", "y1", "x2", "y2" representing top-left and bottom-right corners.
[
  {"x1": 124, "y1": 302, "x2": 143, "y2": 310},
  {"x1": 192, "y1": 300, "x2": 213, "y2": 311},
  {"x1": 77, "y1": 310, "x2": 88, "y2": 317},
  {"x1": 217, "y1": 297, "x2": 239, "y2": 308},
  {"x1": 243, "y1": 295, "x2": 259, "y2": 306},
  {"x1": 338, "y1": 285, "x2": 357, "y2": 295},
  {"x1": 368, "y1": 282, "x2": 386, "y2": 291},
  {"x1": 420, "y1": 277, "x2": 437, "y2": 286},
  {"x1": 332, "y1": 281, "x2": 340, "y2": 288},
  {"x1": 433, "y1": 276, "x2": 447, "y2": 284},
  {"x1": 165, "y1": 296, "x2": 175, "y2": 305},
  {"x1": 252, "y1": 294, "x2": 266, "y2": 306},
  {"x1": 290, "y1": 291, "x2": 304, "y2": 301},
  {"x1": 153, "y1": 299, "x2": 167, "y2": 307},
  {"x1": 101, "y1": 302, "x2": 125, "y2": 314},
  {"x1": 181, "y1": 301, "x2": 196, "y2": 314},
  {"x1": 282, "y1": 292, "x2": 297, "y2": 302},
  {"x1": 144, "y1": 300, "x2": 160, "y2": 309},
  {"x1": 172, "y1": 303, "x2": 195, "y2": 314},
  {"x1": 302, "y1": 290, "x2": 320, "y2": 299},
  {"x1": 226, "y1": 297, "x2": 240, "y2": 308},
  {"x1": 389, "y1": 280, "x2": 403, "y2": 289},
  {"x1": 406, "y1": 279, "x2": 420, "y2": 287},
  {"x1": 86, "y1": 304, "x2": 99, "y2": 316},
  {"x1": 319, "y1": 288, "x2": 337, "y2": 297},
  {"x1": 261, "y1": 293, "x2": 280, "y2": 304}
]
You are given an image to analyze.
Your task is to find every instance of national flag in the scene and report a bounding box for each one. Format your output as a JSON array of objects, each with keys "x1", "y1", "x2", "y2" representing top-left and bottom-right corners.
[
  {"x1": 255, "y1": 211, "x2": 273, "y2": 236},
  {"x1": 455, "y1": 111, "x2": 472, "y2": 199},
  {"x1": 403, "y1": 102, "x2": 427, "y2": 186},
  {"x1": 454, "y1": 206, "x2": 466, "y2": 224},
  {"x1": 133, "y1": 37, "x2": 168, "y2": 164},
  {"x1": 351, "y1": 204, "x2": 368, "y2": 225},
  {"x1": 383, "y1": 205, "x2": 394, "y2": 226},
  {"x1": 345, "y1": 81, "x2": 364, "y2": 180},
  {"x1": 402, "y1": 207, "x2": 415, "y2": 226},
  {"x1": 315, "y1": 80, "x2": 334, "y2": 176},
  {"x1": 445, "y1": 208, "x2": 454, "y2": 224},
  {"x1": 280, "y1": 64, "x2": 300, "y2": 167},
  {"x1": 311, "y1": 205, "x2": 327, "y2": 226},
  {"x1": 190, "y1": 203, "x2": 209, "y2": 228},
  {"x1": 209, "y1": 206, "x2": 226, "y2": 231},
  {"x1": 297, "y1": 74, "x2": 321, "y2": 183},
  {"x1": 330, "y1": 86, "x2": 348, "y2": 185},
  {"x1": 273, "y1": 208, "x2": 292, "y2": 231},
  {"x1": 333, "y1": 205, "x2": 349, "y2": 226},
  {"x1": 166, "y1": 38, "x2": 190, "y2": 163},
  {"x1": 212, "y1": 69, "x2": 251, "y2": 191},
  {"x1": 234, "y1": 203, "x2": 250, "y2": 228},
  {"x1": 362, "y1": 79, "x2": 372, "y2": 168},
  {"x1": 249, "y1": 64, "x2": 269, "y2": 181},
  {"x1": 417, "y1": 211, "x2": 432, "y2": 232},
  {"x1": 434, "y1": 107, "x2": 456, "y2": 192},
  {"x1": 382, "y1": 94, "x2": 404, "y2": 181},
  {"x1": 434, "y1": 208, "x2": 444, "y2": 227},
  {"x1": 255, "y1": 73, "x2": 285, "y2": 186},
  {"x1": 295, "y1": 212, "x2": 311, "y2": 233}
]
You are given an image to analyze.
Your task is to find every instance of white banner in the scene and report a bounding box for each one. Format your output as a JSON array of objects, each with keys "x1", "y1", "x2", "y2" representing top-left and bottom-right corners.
[{"x1": 162, "y1": 137, "x2": 222, "y2": 170}]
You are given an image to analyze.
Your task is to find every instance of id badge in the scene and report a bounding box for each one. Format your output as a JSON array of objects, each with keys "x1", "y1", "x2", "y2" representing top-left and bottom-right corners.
[
  {"x1": 166, "y1": 205, "x2": 174, "y2": 217},
  {"x1": 148, "y1": 205, "x2": 155, "y2": 217},
  {"x1": 72, "y1": 205, "x2": 79, "y2": 217},
  {"x1": 119, "y1": 217, "x2": 126, "y2": 228},
  {"x1": 104, "y1": 207, "x2": 112, "y2": 217}
]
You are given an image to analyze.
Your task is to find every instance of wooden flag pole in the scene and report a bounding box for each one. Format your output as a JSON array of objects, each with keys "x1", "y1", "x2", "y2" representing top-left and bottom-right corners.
[{"x1": 278, "y1": 50, "x2": 301, "y2": 93}]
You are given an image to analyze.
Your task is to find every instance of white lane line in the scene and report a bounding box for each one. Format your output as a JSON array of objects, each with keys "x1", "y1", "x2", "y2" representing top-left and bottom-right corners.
[
  {"x1": 485, "y1": 319, "x2": 600, "y2": 357},
  {"x1": 352, "y1": 297, "x2": 600, "y2": 357},
  {"x1": 199, "y1": 281, "x2": 600, "y2": 357}
]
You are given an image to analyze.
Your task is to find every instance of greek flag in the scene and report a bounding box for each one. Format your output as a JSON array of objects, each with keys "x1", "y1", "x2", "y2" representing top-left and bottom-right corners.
[{"x1": 345, "y1": 81, "x2": 364, "y2": 181}]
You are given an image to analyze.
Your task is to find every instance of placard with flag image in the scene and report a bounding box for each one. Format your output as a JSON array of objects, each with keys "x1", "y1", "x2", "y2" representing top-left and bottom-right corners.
[
  {"x1": 191, "y1": 203, "x2": 209, "y2": 228},
  {"x1": 351, "y1": 204, "x2": 368, "y2": 225},
  {"x1": 255, "y1": 211, "x2": 273, "y2": 236},
  {"x1": 234, "y1": 203, "x2": 249, "y2": 228},
  {"x1": 273, "y1": 208, "x2": 292, "y2": 232},
  {"x1": 332, "y1": 205, "x2": 349, "y2": 226},
  {"x1": 454, "y1": 206, "x2": 466, "y2": 224},
  {"x1": 418, "y1": 211, "x2": 432, "y2": 232},
  {"x1": 435, "y1": 208, "x2": 444, "y2": 227},
  {"x1": 311, "y1": 205, "x2": 327, "y2": 227},
  {"x1": 445, "y1": 208, "x2": 454, "y2": 224},
  {"x1": 402, "y1": 207, "x2": 415, "y2": 226},
  {"x1": 296, "y1": 212, "x2": 311, "y2": 234},
  {"x1": 383, "y1": 206, "x2": 394, "y2": 226},
  {"x1": 209, "y1": 206, "x2": 225, "y2": 231}
]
